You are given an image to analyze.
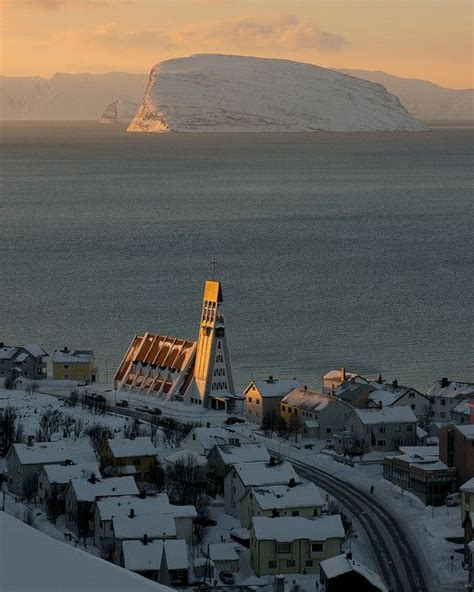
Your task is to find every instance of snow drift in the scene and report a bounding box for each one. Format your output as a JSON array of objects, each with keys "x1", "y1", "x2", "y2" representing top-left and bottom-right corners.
[{"x1": 128, "y1": 54, "x2": 424, "y2": 133}]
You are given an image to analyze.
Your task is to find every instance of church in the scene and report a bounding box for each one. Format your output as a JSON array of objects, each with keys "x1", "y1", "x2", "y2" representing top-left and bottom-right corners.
[{"x1": 114, "y1": 280, "x2": 238, "y2": 412}]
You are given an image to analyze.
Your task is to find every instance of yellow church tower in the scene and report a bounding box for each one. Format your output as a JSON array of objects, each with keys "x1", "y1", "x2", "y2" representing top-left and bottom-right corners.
[{"x1": 193, "y1": 279, "x2": 235, "y2": 410}]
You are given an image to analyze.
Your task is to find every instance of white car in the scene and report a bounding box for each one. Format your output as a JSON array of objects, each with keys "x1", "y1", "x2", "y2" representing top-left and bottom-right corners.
[{"x1": 446, "y1": 492, "x2": 461, "y2": 507}]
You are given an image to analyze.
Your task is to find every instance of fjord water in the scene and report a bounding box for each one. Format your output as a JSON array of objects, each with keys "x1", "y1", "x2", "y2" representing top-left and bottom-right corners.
[{"x1": 1, "y1": 123, "x2": 472, "y2": 390}]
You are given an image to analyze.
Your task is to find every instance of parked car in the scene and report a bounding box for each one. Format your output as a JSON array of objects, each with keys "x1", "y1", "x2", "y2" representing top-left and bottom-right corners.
[
  {"x1": 446, "y1": 492, "x2": 461, "y2": 507},
  {"x1": 135, "y1": 405, "x2": 151, "y2": 413},
  {"x1": 94, "y1": 394, "x2": 106, "y2": 404},
  {"x1": 225, "y1": 416, "x2": 245, "y2": 425},
  {"x1": 152, "y1": 408, "x2": 162, "y2": 415},
  {"x1": 116, "y1": 400, "x2": 129, "y2": 408},
  {"x1": 219, "y1": 571, "x2": 235, "y2": 585}
]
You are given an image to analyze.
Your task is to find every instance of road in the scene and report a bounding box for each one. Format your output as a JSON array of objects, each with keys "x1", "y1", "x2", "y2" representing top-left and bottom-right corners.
[{"x1": 275, "y1": 451, "x2": 429, "y2": 592}]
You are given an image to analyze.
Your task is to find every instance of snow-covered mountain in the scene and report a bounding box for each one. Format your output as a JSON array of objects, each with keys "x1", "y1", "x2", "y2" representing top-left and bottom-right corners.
[
  {"x1": 339, "y1": 69, "x2": 474, "y2": 121},
  {"x1": 0, "y1": 72, "x2": 147, "y2": 120},
  {"x1": 99, "y1": 99, "x2": 139, "y2": 124},
  {"x1": 127, "y1": 54, "x2": 424, "y2": 133}
]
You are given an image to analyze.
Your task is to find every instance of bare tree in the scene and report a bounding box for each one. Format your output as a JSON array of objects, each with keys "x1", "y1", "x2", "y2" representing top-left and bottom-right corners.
[
  {"x1": 1, "y1": 406, "x2": 17, "y2": 454},
  {"x1": 73, "y1": 418, "x2": 84, "y2": 438},
  {"x1": 38, "y1": 409, "x2": 63, "y2": 442},
  {"x1": 85, "y1": 424, "x2": 113, "y2": 453},
  {"x1": 261, "y1": 409, "x2": 280, "y2": 436},
  {"x1": 161, "y1": 418, "x2": 186, "y2": 448},
  {"x1": 14, "y1": 420, "x2": 25, "y2": 444},
  {"x1": 23, "y1": 507, "x2": 36, "y2": 526},
  {"x1": 69, "y1": 389, "x2": 79, "y2": 407}
]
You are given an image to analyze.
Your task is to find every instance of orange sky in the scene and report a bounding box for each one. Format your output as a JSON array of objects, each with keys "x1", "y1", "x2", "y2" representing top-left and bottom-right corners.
[{"x1": 1, "y1": 0, "x2": 473, "y2": 88}]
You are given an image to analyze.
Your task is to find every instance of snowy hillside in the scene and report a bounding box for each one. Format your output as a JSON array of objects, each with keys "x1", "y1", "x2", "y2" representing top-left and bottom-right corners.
[
  {"x1": 340, "y1": 69, "x2": 474, "y2": 120},
  {"x1": 99, "y1": 99, "x2": 139, "y2": 124},
  {"x1": 0, "y1": 72, "x2": 147, "y2": 121},
  {"x1": 128, "y1": 54, "x2": 424, "y2": 133}
]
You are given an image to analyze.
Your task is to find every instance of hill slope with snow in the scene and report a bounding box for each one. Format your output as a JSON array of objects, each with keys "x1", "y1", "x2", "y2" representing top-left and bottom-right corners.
[
  {"x1": 340, "y1": 69, "x2": 473, "y2": 121},
  {"x1": 99, "y1": 99, "x2": 139, "y2": 124},
  {"x1": 128, "y1": 54, "x2": 424, "y2": 133}
]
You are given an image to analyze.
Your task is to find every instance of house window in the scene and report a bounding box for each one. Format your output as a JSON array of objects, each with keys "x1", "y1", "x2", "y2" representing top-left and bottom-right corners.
[
  {"x1": 379, "y1": 427, "x2": 385, "y2": 434},
  {"x1": 326, "y1": 427, "x2": 332, "y2": 434},
  {"x1": 256, "y1": 399, "x2": 260, "y2": 405},
  {"x1": 409, "y1": 392, "x2": 415, "y2": 398},
  {"x1": 440, "y1": 412, "x2": 445, "y2": 418},
  {"x1": 64, "y1": 375, "x2": 69, "y2": 379},
  {"x1": 411, "y1": 404, "x2": 416, "y2": 410},
  {"x1": 377, "y1": 440, "x2": 385, "y2": 447},
  {"x1": 248, "y1": 397, "x2": 253, "y2": 403},
  {"x1": 63, "y1": 364, "x2": 69, "y2": 369},
  {"x1": 277, "y1": 543, "x2": 291, "y2": 554},
  {"x1": 305, "y1": 560, "x2": 313, "y2": 567},
  {"x1": 311, "y1": 542, "x2": 324, "y2": 553},
  {"x1": 268, "y1": 561, "x2": 277, "y2": 568},
  {"x1": 286, "y1": 560, "x2": 295, "y2": 568},
  {"x1": 407, "y1": 425, "x2": 413, "y2": 431},
  {"x1": 291, "y1": 510, "x2": 300, "y2": 516}
]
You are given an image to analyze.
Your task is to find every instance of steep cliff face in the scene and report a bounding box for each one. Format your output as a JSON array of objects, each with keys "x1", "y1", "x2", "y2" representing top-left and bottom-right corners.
[
  {"x1": 128, "y1": 54, "x2": 424, "y2": 133},
  {"x1": 99, "y1": 100, "x2": 139, "y2": 124}
]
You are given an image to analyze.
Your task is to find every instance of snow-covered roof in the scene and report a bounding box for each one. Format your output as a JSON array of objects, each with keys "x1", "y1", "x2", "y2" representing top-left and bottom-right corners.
[
  {"x1": 70, "y1": 476, "x2": 138, "y2": 502},
  {"x1": 163, "y1": 449, "x2": 208, "y2": 467},
  {"x1": 416, "y1": 426, "x2": 428, "y2": 439},
  {"x1": 248, "y1": 378, "x2": 302, "y2": 398},
  {"x1": 96, "y1": 493, "x2": 196, "y2": 521},
  {"x1": 335, "y1": 379, "x2": 373, "y2": 402},
  {"x1": 461, "y1": 478, "x2": 474, "y2": 493},
  {"x1": 107, "y1": 437, "x2": 157, "y2": 459},
  {"x1": 11, "y1": 440, "x2": 96, "y2": 466},
  {"x1": 324, "y1": 369, "x2": 359, "y2": 382},
  {"x1": 112, "y1": 513, "x2": 176, "y2": 540},
  {"x1": 185, "y1": 427, "x2": 249, "y2": 451},
  {"x1": 252, "y1": 515, "x2": 344, "y2": 542},
  {"x1": 368, "y1": 387, "x2": 415, "y2": 407},
  {"x1": 452, "y1": 399, "x2": 474, "y2": 416},
  {"x1": 122, "y1": 539, "x2": 188, "y2": 572},
  {"x1": 208, "y1": 543, "x2": 239, "y2": 562},
  {"x1": 455, "y1": 424, "x2": 474, "y2": 440},
  {"x1": 354, "y1": 407, "x2": 417, "y2": 426},
  {"x1": 320, "y1": 554, "x2": 388, "y2": 591},
  {"x1": 233, "y1": 461, "x2": 300, "y2": 487},
  {"x1": 215, "y1": 443, "x2": 269, "y2": 466},
  {"x1": 0, "y1": 345, "x2": 18, "y2": 360},
  {"x1": 43, "y1": 462, "x2": 100, "y2": 485},
  {"x1": 251, "y1": 482, "x2": 325, "y2": 510},
  {"x1": 427, "y1": 380, "x2": 474, "y2": 399},
  {"x1": 399, "y1": 445, "x2": 438, "y2": 457},
  {"x1": 53, "y1": 349, "x2": 94, "y2": 364},
  {"x1": 282, "y1": 388, "x2": 334, "y2": 412},
  {"x1": 22, "y1": 344, "x2": 49, "y2": 358},
  {"x1": 0, "y1": 512, "x2": 172, "y2": 592}
]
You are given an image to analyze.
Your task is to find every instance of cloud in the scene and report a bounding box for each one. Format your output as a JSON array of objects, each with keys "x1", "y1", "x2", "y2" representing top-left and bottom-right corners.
[
  {"x1": 7, "y1": 0, "x2": 132, "y2": 10},
  {"x1": 90, "y1": 14, "x2": 348, "y2": 53}
]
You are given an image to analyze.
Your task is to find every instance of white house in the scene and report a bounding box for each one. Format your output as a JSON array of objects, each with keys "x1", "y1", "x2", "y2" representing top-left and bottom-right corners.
[
  {"x1": 320, "y1": 553, "x2": 388, "y2": 591},
  {"x1": 337, "y1": 407, "x2": 417, "y2": 453},
  {"x1": 181, "y1": 426, "x2": 250, "y2": 457},
  {"x1": 368, "y1": 382, "x2": 430, "y2": 422},
  {"x1": 121, "y1": 539, "x2": 189, "y2": 586},
  {"x1": 207, "y1": 443, "x2": 269, "y2": 492},
  {"x1": 250, "y1": 515, "x2": 345, "y2": 576},
  {"x1": 427, "y1": 378, "x2": 474, "y2": 422},
  {"x1": 242, "y1": 481, "x2": 326, "y2": 527},
  {"x1": 38, "y1": 461, "x2": 100, "y2": 508},
  {"x1": 224, "y1": 460, "x2": 301, "y2": 522},
  {"x1": 6, "y1": 440, "x2": 97, "y2": 497},
  {"x1": 208, "y1": 543, "x2": 240, "y2": 573}
]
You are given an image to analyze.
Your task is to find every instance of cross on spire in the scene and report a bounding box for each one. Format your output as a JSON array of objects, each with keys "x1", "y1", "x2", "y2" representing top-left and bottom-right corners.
[{"x1": 210, "y1": 258, "x2": 218, "y2": 280}]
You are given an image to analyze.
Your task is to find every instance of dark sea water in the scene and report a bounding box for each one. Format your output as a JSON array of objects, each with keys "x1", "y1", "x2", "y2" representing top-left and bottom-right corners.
[{"x1": 1, "y1": 122, "x2": 472, "y2": 391}]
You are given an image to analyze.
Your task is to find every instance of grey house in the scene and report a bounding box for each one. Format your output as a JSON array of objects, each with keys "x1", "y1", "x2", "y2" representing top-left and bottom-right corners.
[{"x1": 0, "y1": 343, "x2": 48, "y2": 382}]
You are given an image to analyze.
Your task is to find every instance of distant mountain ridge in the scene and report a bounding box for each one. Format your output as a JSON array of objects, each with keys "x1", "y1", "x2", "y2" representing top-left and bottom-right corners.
[
  {"x1": 0, "y1": 65, "x2": 471, "y2": 122},
  {"x1": 127, "y1": 54, "x2": 423, "y2": 132},
  {"x1": 339, "y1": 69, "x2": 473, "y2": 120}
]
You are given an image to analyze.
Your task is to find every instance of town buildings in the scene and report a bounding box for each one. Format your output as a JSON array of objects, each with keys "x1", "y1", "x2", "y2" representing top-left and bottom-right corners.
[
  {"x1": 52, "y1": 348, "x2": 97, "y2": 382},
  {"x1": 250, "y1": 515, "x2": 345, "y2": 576},
  {"x1": 0, "y1": 343, "x2": 48, "y2": 382},
  {"x1": 114, "y1": 280, "x2": 239, "y2": 412},
  {"x1": 244, "y1": 377, "x2": 302, "y2": 424},
  {"x1": 319, "y1": 552, "x2": 388, "y2": 591},
  {"x1": 38, "y1": 461, "x2": 100, "y2": 510},
  {"x1": 428, "y1": 378, "x2": 474, "y2": 422},
  {"x1": 368, "y1": 382, "x2": 430, "y2": 423}
]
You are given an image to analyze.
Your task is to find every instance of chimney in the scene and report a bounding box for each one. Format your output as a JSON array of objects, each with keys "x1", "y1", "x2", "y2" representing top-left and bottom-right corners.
[
  {"x1": 88, "y1": 473, "x2": 97, "y2": 485},
  {"x1": 392, "y1": 379, "x2": 398, "y2": 388},
  {"x1": 441, "y1": 377, "x2": 449, "y2": 388},
  {"x1": 341, "y1": 367, "x2": 346, "y2": 380},
  {"x1": 346, "y1": 552, "x2": 352, "y2": 561},
  {"x1": 139, "y1": 490, "x2": 147, "y2": 499},
  {"x1": 377, "y1": 373, "x2": 383, "y2": 384},
  {"x1": 268, "y1": 375, "x2": 274, "y2": 383},
  {"x1": 63, "y1": 346, "x2": 69, "y2": 353},
  {"x1": 303, "y1": 385, "x2": 307, "y2": 392},
  {"x1": 269, "y1": 456, "x2": 277, "y2": 467},
  {"x1": 143, "y1": 533, "x2": 148, "y2": 545},
  {"x1": 129, "y1": 508, "x2": 135, "y2": 518},
  {"x1": 288, "y1": 477, "x2": 296, "y2": 488},
  {"x1": 0, "y1": 342, "x2": 4, "y2": 349},
  {"x1": 27, "y1": 435, "x2": 34, "y2": 447}
]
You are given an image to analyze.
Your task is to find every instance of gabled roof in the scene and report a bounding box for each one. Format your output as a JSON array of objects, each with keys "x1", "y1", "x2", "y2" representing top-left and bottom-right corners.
[
  {"x1": 22, "y1": 344, "x2": 49, "y2": 358},
  {"x1": 107, "y1": 437, "x2": 157, "y2": 459},
  {"x1": 335, "y1": 379, "x2": 373, "y2": 402},
  {"x1": 70, "y1": 476, "x2": 138, "y2": 502},
  {"x1": 0, "y1": 344, "x2": 48, "y2": 361},
  {"x1": 246, "y1": 378, "x2": 302, "y2": 398},
  {"x1": 427, "y1": 380, "x2": 474, "y2": 399},
  {"x1": 232, "y1": 461, "x2": 300, "y2": 487},
  {"x1": 53, "y1": 349, "x2": 94, "y2": 364},
  {"x1": 252, "y1": 515, "x2": 344, "y2": 542},
  {"x1": 354, "y1": 407, "x2": 417, "y2": 426},
  {"x1": 282, "y1": 388, "x2": 335, "y2": 412},
  {"x1": 214, "y1": 443, "x2": 269, "y2": 466},
  {"x1": 0, "y1": 512, "x2": 172, "y2": 592},
  {"x1": 368, "y1": 386, "x2": 425, "y2": 407},
  {"x1": 208, "y1": 543, "x2": 239, "y2": 562},
  {"x1": 324, "y1": 369, "x2": 360, "y2": 382},
  {"x1": 122, "y1": 539, "x2": 188, "y2": 572},
  {"x1": 185, "y1": 426, "x2": 250, "y2": 452},
  {"x1": 461, "y1": 478, "x2": 474, "y2": 493},
  {"x1": 452, "y1": 398, "x2": 474, "y2": 416},
  {"x1": 42, "y1": 462, "x2": 100, "y2": 485},
  {"x1": 251, "y1": 482, "x2": 325, "y2": 510},
  {"x1": 455, "y1": 424, "x2": 474, "y2": 440},
  {"x1": 320, "y1": 554, "x2": 388, "y2": 591},
  {"x1": 96, "y1": 493, "x2": 196, "y2": 521},
  {"x1": 112, "y1": 513, "x2": 176, "y2": 540},
  {"x1": 10, "y1": 440, "x2": 96, "y2": 466}
]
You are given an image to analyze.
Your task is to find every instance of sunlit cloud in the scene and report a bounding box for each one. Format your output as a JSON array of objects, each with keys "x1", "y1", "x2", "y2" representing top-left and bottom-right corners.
[
  {"x1": 88, "y1": 14, "x2": 348, "y2": 53},
  {"x1": 4, "y1": 0, "x2": 132, "y2": 10}
]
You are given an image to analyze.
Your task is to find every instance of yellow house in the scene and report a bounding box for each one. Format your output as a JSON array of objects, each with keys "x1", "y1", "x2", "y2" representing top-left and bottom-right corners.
[
  {"x1": 52, "y1": 348, "x2": 97, "y2": 382},
  {"x1": 323, "y1": 368, "x2": 360, "y2": 393},
  {"x1": 99, "y1": 437, "x2": 157, "y2": 482},
  {"x1": 244, "y1": 377, "x2": 301, "y2": 425},
  {"x1": 250, "y1": 515, "x2": 344, "y2": 576}
]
